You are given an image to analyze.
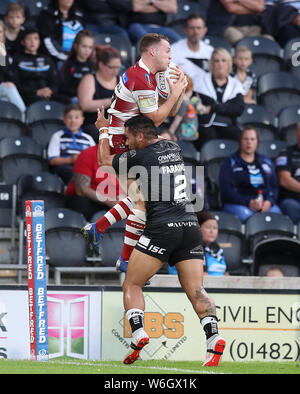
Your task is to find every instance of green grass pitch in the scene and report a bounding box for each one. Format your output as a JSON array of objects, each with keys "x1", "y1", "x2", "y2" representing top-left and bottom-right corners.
[{"x1": 0, "y1": 358, "x2": 299, "y2": 374}]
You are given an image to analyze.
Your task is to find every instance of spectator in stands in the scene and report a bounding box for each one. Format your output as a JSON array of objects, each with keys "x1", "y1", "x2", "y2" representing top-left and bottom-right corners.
[
  {"x1": 168, "y1": 211, "x2": 229, "y2": 276},
  {"x1": 220, "y1": 0, "x2": 267, "y2": 45},
  {"x1": 171, "y1": 14, "x2": 214, "y2": 87},
  {"x1": 168, "y1": 74, "x2": 199, "y2": 142},
  {"x1": 127, "y1": 0, "x2": 182, "y2": 44},
  {"x1": 276, "y1": 122, "x2": 300, "y2": 224},
  {"x1": 206, "y1": 0, "x2": 235, "y2": 37},
  {"x1": 4, "y1": 2, "x2": 25, "y2": 56},
  {"x1": 36, "y1": 0, "x2": 84, "y2": 66},
  {"x1": 81, "y1": 0, "x2": 131, "y2": 42},
  {"x1": 58, "y1": 30, "x2": 95, "y2": 104},
  {"x1": 193, "y1": 48, "x2": 245, "y2": 149},
  {"x1": 65, "y1": 143, "x2": 123, "y2": 221},
  {"x1": 231, "y1": 46, "x2": 257, "y2": 104},
  {"x1": 219, "y1": 125, "x2": 281, "y2": 223},
  {"x1": 77, "y1": 45, "x2": 121, "y2": 143},
  {"x1": 47, "y1": 104, "x2": 95, "y2": 185},
  {"x1": 0, "y1": 20, "x2": 26, "y2": 114},
  {"x1": 11, "y1": 27, "x2": 67, "y2": 106},
  {"x1": 197, "y1": 211, "x2": 229, "y2": 276},
  {"x1": 264, "y1": 0, "x2": 300, "y2": 47},
  {"x1": 265, "y1": 265, "x2": 284, "y2": 277}
]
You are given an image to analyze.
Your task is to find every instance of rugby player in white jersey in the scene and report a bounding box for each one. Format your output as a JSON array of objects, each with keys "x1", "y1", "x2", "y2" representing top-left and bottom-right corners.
[{"x1": 82, "y1": 33, "x2": 187, "y2": 273}]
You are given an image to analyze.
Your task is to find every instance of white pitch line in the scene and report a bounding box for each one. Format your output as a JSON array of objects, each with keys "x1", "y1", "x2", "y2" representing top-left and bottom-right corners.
[{"x1": 52, "y1": 360, "x2": 229, "y2": 374}]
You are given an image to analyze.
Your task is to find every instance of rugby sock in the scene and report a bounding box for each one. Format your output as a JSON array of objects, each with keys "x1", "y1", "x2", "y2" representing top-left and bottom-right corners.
[
  {"x1": 121, "y1": 209, "x2": 146, "y2": 261},
  {"x1": 95, "y1": 197, "x2": 134, "y2": 234},
  {"x1": 126, "y1": 308, "x2": 144, "y2": 334},
  {"x1": 200, "y1": 315, "x2": 219, "y2": 341}
]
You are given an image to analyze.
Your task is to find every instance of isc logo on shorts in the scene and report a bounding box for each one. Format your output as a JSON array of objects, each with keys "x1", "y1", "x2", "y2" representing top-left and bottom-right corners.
[{"x1": 137, "y1": 235, "x2": 166, "y2": 255}]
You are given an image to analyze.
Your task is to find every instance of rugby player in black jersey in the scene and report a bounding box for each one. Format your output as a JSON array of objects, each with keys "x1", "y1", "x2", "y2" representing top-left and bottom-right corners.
[{"x1": 97, "y1": 109, "x2": 225, "y2": 367}]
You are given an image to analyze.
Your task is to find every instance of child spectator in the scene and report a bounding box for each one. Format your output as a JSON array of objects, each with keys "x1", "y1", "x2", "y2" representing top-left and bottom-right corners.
[
  {"x1": 168, "y1": 75, "x2": 199, "y2": 142},
  {"x1": 47, "y1": 103, "x2": 95, "y2": 184},
  {"x1": 11, "y1": 27, "x2": 68, "y2": 106},
  {"x1": 58, "y1": 29, "x2": 95, "y2": 104},
  {"x1": 4, "y1": 2, "x2": 25, "y2": 56},
  {"x1": 231, "y1": 46, "x2": 257, "y2": 104},
  {"x1": 37, "y1": 0, "x2": 84, "y2": 66},
  {"x1": 0, "y1": 20, "x2": 26, "y2": 114}
]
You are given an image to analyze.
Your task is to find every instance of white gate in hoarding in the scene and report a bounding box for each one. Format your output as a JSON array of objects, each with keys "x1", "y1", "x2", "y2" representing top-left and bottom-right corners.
[{"x1": 47, "y1": 296, "x2": 89, "y2": 359}]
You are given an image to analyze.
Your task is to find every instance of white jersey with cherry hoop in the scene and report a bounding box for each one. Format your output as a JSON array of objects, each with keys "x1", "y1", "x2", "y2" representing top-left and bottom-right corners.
[{"x1": 108, "y1": 59, "x2": 159, "y2": 136}]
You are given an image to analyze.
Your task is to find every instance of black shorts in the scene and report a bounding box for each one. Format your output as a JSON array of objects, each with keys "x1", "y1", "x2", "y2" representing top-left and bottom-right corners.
[{"x1": 135, "y1": 220, "x2": 204, "y2": 266}]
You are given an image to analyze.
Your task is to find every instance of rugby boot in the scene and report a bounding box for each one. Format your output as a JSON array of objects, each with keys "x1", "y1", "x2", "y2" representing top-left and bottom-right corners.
[
  {"x1": 203, "y1": 334, "x2": 226, "y2": 367},
  {"x1": 123, "y1": 328, "x2": 149, "y2": 365},
  {"x1": 81, "y1": 223, "x2": 103, "y2": 256}
]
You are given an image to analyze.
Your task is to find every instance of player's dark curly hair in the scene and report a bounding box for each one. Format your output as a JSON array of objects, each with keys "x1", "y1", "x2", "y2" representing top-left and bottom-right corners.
[{"x1": 124, "y1": 115, "x2": 158, "y2": 140}]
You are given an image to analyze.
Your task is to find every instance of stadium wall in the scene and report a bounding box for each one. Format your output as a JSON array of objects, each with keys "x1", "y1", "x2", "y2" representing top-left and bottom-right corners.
[{"x1": 0, "y1": 281, "x2": 299, "y2": 362}]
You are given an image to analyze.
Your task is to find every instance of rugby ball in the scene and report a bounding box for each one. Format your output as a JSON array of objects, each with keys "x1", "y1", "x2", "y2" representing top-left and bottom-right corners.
[{"x1": 155, "y1": 61, "x2": 176, "y2": 99}]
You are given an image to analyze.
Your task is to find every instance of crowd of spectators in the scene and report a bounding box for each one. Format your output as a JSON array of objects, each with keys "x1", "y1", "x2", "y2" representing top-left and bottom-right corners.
[{"x1": 0, "y1": 0, "x2": 300, "y2": 277}]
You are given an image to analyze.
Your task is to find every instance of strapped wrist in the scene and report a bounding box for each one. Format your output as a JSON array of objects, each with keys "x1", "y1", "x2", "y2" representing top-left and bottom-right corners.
[{"x1": 99, "y1": 127, "x2": 109, "y2": 134}]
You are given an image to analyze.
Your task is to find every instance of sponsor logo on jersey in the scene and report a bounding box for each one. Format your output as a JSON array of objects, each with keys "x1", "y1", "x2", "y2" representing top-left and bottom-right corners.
[
  {"x1": 122, "y1": 72, "x2": 128, "y2": 85},
  {"x1": 145, "y1": 73, "x2": 153, "y2": 88}
]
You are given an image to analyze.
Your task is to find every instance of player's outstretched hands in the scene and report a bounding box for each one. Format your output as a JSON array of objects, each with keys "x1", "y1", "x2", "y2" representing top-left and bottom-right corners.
[
  {"x1": 95, "y1": 106, "x2": 110, "y2": 131},
  {"x1": 167, "y1": 70, "x2": 188, "y2": 99}
]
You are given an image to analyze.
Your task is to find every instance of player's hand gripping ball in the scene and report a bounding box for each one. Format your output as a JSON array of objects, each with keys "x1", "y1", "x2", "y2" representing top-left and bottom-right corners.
[{"x1": 155, "y1": 61, "x2": 178, "y2": 99}]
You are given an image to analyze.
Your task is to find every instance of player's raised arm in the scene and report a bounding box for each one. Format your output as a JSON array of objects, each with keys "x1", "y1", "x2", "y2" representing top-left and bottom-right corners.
[{"x1": 95, "y1": 107, "x2": 115, "y2": 167}]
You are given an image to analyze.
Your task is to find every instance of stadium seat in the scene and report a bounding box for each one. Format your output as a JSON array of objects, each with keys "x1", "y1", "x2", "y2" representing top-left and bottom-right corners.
[
  {"x1": 0, "y1": 184, "x2": 17, "y2": 263},
  {"x1": 0, "y1": 136, "x2": 48, "y2": 184},
  {"x1": 0, "y1": 101, "x2": 26, "y2": 141},
  {"x1": 200, "y1": 139, "x2": 239, "y2": 164},
  {"x1": 0, "y1": 184, "x2": 17, "y2": 228},
  {"x1": 203, "y1": 35, "x2": 232, "y2": 53},
  {"x1": 257, "y1": 71, "x2": 300, "y2": 117},
  {"x1": 177, "y1": 140, "x2": 199, "y2": 165},
  {"x1": 200, "y1": 140, "x2": 239, "y2": 210},
  {"x1": 26, "y1": 100, "x2": 65, "y2": 124},
  {"x1": 26, "y1": 100, "x2": 65, "y2": 149},
  {"x1": 210, "y1": 211, "x2": 246, "y2": 275},
  {"x1": 100, "y1": 220, "x2": 126, "y2": 267},
  {"x1": 256, "y1": 140, "x2": 287, "y2": 162},
  {"x1": 253, "y1": 237, "x2": 300, "y2": 276},
  {"x1": 245, "y1": 212, "x2": 295, "y2": 255},
  {"x1": 21, "y1": 0, "x2": 49, "y2": 18},
  {"x1": 235, "y1": 36, "x2": 283, "y2": 77},
  {"x1": 17, "y1": 172, "x2": 65, "y2": 217},
  {"x1": 284, "y1": 38, "x2": 300, "y2": 81},
  {"x1": 278, "y1": 105, "x2": 300, "y2": 146},
  {"x1": 236, "y1": 104, "x2": 277, "y2": 142},
  {"x1": 45, "y1": 208, "x2": 88, "y2": 267},
  {"x1": 94, "y1": 33, "x2": 134, "y2": 68},
  {"x1": 0, "y1": 0, "x2": 12, "y2": 17},
  {"x1": 167, "y1": 0, "x2": 208, "y2": 34},
  {"x1": 90, "y1": 210, "x2": 109, "y2": 224}
]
